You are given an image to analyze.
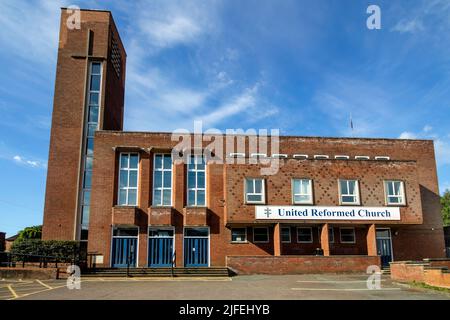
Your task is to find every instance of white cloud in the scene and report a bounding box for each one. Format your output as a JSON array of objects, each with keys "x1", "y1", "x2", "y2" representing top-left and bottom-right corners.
[
  {"x1": 12, "y1": 155, "x2": 46, "y2": 169},
  {"x1": 391, "y1": 19, "x2": 424, "y2": 34},
  {"x1": 398, "y1": 132, "x2": 418, "y2": 139},
  {"x1": 423, "y1": 125, "x2": 433, "y2": 132}
]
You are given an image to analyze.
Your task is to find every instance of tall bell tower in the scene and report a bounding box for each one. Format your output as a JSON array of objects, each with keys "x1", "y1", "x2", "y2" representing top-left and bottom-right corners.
[{"x1": 42, "y1": 8, "x2": 127, "y2": 246}]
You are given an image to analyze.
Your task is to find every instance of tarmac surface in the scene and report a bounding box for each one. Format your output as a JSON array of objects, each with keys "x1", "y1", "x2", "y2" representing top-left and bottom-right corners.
[{"x1": 1, "y1": 274, "x2": 449, "y2": 300}]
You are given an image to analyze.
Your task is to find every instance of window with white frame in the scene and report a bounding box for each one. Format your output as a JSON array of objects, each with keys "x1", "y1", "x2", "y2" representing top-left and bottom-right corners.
[
  {"x1": 187, "y1": 155, "x2": 206, "y2": 206},
  {"x1": 339, "y1": 179, "x2": 360, "y2": 205},
  {"x1": 118, "y1": 153, "x2": 139, "y2": 206},
  {"x1": 340, "y1": 228, "x2": 356, "y2": 243},
  {"x1": 245, "y1": 178, "x2": 265, "y2": 204},
  {"x1": 231, "y1": 228, "x2": 247, "y2": 243},
  {"x1": 253, "y1": 227, "x2": 269, "y2": 243},
  {"x1": 384, "y1": 180, "x2": 406, "y2": 205},
  {"x1": 281, "y1": 227, "x2": 291, "y2": 243},
  {"x1": 153, "y1": 154, "x2": 172, "y2": 206},
  {"x1": 292, "y1": 179, "x2": 313, "y2": 204},
  {"x1": 297, "y1": 227, "x2": 313, "y2": 243}
]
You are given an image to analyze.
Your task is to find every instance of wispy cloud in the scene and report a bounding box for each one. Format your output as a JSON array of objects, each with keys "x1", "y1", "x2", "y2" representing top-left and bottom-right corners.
[
  {"x1": 13, "y1": 155, "x2": 47, "y2": 169},
  {"x1": 391, "y1": 19, "x2": 424, "y2": 34}
]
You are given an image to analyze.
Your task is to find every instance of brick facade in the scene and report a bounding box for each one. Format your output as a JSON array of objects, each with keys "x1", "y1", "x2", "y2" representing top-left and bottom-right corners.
[{"x1": 41, "y1": 9, "x2": 446, "y2": 273}]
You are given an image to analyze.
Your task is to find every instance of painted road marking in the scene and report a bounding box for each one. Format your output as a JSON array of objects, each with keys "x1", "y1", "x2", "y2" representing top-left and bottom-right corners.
[
  {"x1": 7, "y1": 285, "x2": 18, "y2": 298},
  {"x1": 291, "y1": 288, "x2": 401, "y2": 291},
  {"x1": 36, "y1": 280, "x2": 53, "y2": 289},
  {"x1": 296, "y1": 280, "x2": 387, "y2": 283}
]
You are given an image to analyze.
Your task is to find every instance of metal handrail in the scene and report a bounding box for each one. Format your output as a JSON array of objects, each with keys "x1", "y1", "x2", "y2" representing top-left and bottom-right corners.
[{"x1": 171, "y1": 250, "x2": 176, "y2": 277}]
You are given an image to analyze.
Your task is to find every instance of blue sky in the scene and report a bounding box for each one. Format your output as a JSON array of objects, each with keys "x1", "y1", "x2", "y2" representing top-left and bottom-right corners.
[{"x1": 1, "y1": 0, "x2": 449, "y2": 237}]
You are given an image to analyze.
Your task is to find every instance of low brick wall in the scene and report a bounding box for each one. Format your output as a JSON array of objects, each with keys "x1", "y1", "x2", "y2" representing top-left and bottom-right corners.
[
  {"x1": 0, "y1": 267, "x2": 61, "y2": 280},
  {"x1": 226, "y1": 255, "x2": 381, "y2": 275},
  {"x1": 391, "y1": 261, "x2": 450, "y2": 289}
]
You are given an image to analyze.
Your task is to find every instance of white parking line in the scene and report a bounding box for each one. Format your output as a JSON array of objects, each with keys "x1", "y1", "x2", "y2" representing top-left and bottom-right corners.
[
  {"x1": 36, "y1": 280, "x2": 53, "y2": 290},
  {"x1": 296, "y1": 280, "x2": 387, "y2": 283},
  {"x1": 7, "y1": 285, "x2": 18, "y2": 298},
  {"x1": 291, "y1": 288, "x2": 401, "y2": 291}
]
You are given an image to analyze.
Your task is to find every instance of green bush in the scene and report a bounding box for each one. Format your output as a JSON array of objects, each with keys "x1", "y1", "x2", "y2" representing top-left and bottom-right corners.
[{"x1": 10, "y1": 239, "x2": 80, "y2": 262}]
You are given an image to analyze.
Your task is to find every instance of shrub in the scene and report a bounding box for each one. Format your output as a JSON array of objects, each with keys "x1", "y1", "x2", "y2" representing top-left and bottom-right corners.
[{"x1": 10, "y1": 239, "x2": 80, "y2": 262}]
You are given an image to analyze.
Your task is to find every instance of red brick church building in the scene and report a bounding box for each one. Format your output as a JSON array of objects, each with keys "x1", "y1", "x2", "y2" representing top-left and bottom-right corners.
[{"x1": 42, "y1": 8, "x2": 446, "y2": 273}]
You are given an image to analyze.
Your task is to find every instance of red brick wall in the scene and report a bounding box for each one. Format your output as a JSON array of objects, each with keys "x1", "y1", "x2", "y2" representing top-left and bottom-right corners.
[
  {"x1": 391, "y1": 261, "x2": 450, "y2": 288},
  {"x1": 42, "y1": 9, "x2": 126, "y2": 241},
  {"x1": 227, "y1": 255, "x2": 381, "y2": 274}
]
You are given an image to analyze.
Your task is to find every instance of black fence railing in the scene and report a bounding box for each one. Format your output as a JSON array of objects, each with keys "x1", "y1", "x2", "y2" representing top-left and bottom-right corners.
[{"x1": 0, "y1": 252, "x2": 85, "y2": 269}]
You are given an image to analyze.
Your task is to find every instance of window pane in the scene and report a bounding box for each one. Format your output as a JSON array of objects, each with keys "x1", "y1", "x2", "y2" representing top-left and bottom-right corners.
[
  {"x1": 85, "y1": 156, "x2": 93, "y2": 170},
  {"x1": 129, "y1": 170, "x2": 138, "y2": 187},
  {"x1": 188, "y1": 172, "x2": 196, "y2": 189},
  {"x1": 388, "y1": 196, "x2": 400, "y2": 204},
  {"x1": 90, "y1": 75, "x2": 101, "y2": 91},
  {"x1": 83, "y1": 171, "x2": 92, "y2": 188},
  {"x1": 86, "y1": 138, "x2": 94, "y2": 155},
  {"x1": 340, "y1": 180, "x2": 348, "y2": 194},
  {"x1": 163, "y1": 189, "x2": 171, "y2": 205},
  {"x1": 163, "y1": 155, "x2": 172, "y2": 169},
  {"x1": 188, "y1": 190, "x2": 196, "y2": 206},
  {"x1": 88, "y1": 105, "x2": 99, "y2": 123},
  {"x1": 154, "y1": 171, "x2": 162, "y2": 188},
  {"x1": 83, "y1": 191, "x2": 91, "y2": 205},
  {"x1": 129, "y1": 154, "x2": 138, "y2": 169},
  {"x1": 342, "y1": 196, "x2": 355, "y2": 203},
  {"x1": 128, "y1": 189, "x2": 137, "y2": 205},
  {"x1": 89, "y1": 93, "x2": 99, "y2": 106},
  {"x1": 197, "y1": 190, "x2": 205, "y2": 206},
  {"x1": 119, "y1": 189, "x2": 127, "y2": 205},
  {"x1": 254, "y1": 228, "x2": 268, "y2": 242},
  {"x1": 87, "y1": 124, "x2": 97, "y2": 137},
  {"x1": 91, "y1": 63, "x2": 101, "y2": 75},
  {"x1": 197, "y1": 172, "x2": 205, "y2": 188},
  {"x1": 293, "y1": 179, "x2": 300, "y2": 194},
  {"x1": 295, "y1": 195, "x2": 310, "y2": 203},
  {"x1": 387, "y1": 182, "x2": 394, "y2": 195},
  {"x1": 81, "y1": 206, "x2": 90, "y2": 225},
  {"x1": 348, "y1": 181, "x2": 355, "y2": 194},
  {"x1": 114, "y1": 228, "x2": 138, "y2": 237},
  {"x1": 246, "y1": 179, "x2": 253, "y2": 194},
  {"x1": 120, "y1": 154, "x2": 128, "y2": 169},
  {"x1": 154, "y1": 155, "x2": 162, "y2": 169},
  {"x1": 298, "y1": 228, "x2": 312, "y2": 242},
  {"x1": 393, "y1": 182, "x2": 401, "y2": 195},
  {"x1": 153, "y1": 189, "x2": 161, "y2": 206},
  {"x1": 301, "y1": 180, "x2": 310, "y2": 194},
  {"x1": 254, "y1": 179, "x2": 262, "y2": 193},
  {"x1": 281, "y1": 228, "x2": 291, "y2": 242},
  {"x1": 232, "y1": 228, "x2": 246, "y2": 242},
  {"x1": 247, "y1": 194, "x2": 262, "y2": 202},
  {"x1": 184, "y1": 228, "x2": 208, "y2": 237},
  {"x1": 163, "y1": 171, "x2": 171, "y2": 188},
  {"x1": 329, "y1": 228, "x2": 334, "y2": 242},
  {"x1": 119, "y1": 170, "x2": 128, "y2": 188}
]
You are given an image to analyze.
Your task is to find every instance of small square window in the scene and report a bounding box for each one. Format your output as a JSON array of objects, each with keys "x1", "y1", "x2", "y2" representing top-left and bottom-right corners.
[
  {"x1": 297, "y1": 227, "x2": 313, "y2": 243},
  {"x1": 253, "y1": 227, "x2": 269, "y2": 243},
  {"x1": 245, "y1": 178, "x2": 265, "y2": 204},
  {"x1": 339, "y1": 179, "x2": 360, "y2": 205},
  {"x1": 384, "y1": 180, "x2": 406, "y2": 205},
  {"x1": 340, "y1": 228, "x2": 356, "y2": 244},
  {"x1": 231, "y1": 228, "x2": 247, "y2": 243},
  {"x1": 292, "y1": 179, "x2": 313, "y2": 204}
]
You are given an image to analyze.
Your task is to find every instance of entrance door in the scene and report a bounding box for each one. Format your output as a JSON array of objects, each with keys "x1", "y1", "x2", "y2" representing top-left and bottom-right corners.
[
  {"x1": 376, "y1": 228, "x2": 393, "y2": 267},
  {"x1": 111, "y1": 227, "x2": 138, "y2": 268},
  {"x1": 184, "y1": 227, "x2": 209, "y2": 267},
  {"x1": 148, "y1": 228, "x2": 174, "y2": 267}
]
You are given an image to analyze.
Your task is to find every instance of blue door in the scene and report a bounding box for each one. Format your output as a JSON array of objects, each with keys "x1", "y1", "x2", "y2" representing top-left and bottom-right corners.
[
  {"x1": 184, "y1": 238, "x2": 209, "y2": 267},
  {"x1": 111, "y1": 237, "x2": 137, "y2": 268},
  {"x1": 149, "y1": 237, "x2": 173, "y2": 267},
  {"x1": 376, "y1": 229, "x2": 393, "y2": 267}
]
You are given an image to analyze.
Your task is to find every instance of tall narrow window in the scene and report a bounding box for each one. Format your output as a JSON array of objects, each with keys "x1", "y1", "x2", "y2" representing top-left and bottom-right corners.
[
  {"x1": 245, "y1": 178, "x2": 265, "y2": 204},
  {"x1": 187, "y1": 155, "x2": 206, "y2": 206},
  {"x1": 118, "y1": 153, "x2": 139, "y2": 206},
  {"x1": 384, "y1": 180, "x2": 406, "y2": 205},
  {"x1": 292, "y1": 179, "x2": 313, "y2": 204},
  {"x1": 79, "y1": 61, "x2": 102, "y2": 240},
  {"x1": 339, "y1": 179, "x2": 360, "y2": 205},
  {"x1": 153, "y1": 154, "x2": 172, "y2": 206}
]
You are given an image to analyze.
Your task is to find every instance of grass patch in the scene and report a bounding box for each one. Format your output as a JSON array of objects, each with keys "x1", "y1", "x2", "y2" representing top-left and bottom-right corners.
[{"x1": 409, "y1": 281, "x2": 450, "y2": 293}]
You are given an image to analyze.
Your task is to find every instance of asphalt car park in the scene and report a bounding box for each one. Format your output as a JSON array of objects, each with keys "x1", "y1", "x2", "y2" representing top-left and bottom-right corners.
[{"x1": 1, "y1": 274, "x2": 449, "y2": 300}]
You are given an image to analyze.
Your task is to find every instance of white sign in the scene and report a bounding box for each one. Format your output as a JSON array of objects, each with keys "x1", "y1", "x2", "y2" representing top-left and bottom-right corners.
[{"x1": 255, "y1": 206, "x2": 400, "y2": 221}]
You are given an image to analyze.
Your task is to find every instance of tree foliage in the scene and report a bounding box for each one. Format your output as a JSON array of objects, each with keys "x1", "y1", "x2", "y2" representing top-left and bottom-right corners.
[
  {"x1": 17, "y1": 225, "x2": 42, "y2": 241},
  {"x1": 441, "y1": 190, "x2": 450, "y2": 227}
]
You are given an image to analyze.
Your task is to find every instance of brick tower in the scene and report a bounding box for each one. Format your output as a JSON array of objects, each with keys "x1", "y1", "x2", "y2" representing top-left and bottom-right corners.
[{"x1": 42, "y1": 8, "x2": 127, "y2": 245}]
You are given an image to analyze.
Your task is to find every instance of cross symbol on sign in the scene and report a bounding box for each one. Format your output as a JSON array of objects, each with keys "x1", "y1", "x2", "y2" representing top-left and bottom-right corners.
[{"x1": 264, "y1": 208, "x2": 272, "y2": 218}]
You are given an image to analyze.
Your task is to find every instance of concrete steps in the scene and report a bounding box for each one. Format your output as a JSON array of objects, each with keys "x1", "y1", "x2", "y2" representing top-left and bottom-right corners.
[{"x1": 82, "y1": 267, "x2": 232, "y2": 277}]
